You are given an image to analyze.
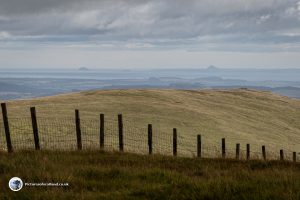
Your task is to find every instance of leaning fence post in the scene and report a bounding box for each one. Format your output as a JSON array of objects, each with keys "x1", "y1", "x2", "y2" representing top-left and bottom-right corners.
[
  {"x1": 30, "y1": 107, "x2": 40, "y2": 150},
  {"x1": 280, "y1": 149, "x2": 284, "y2": 161},
  {"x1": 236, "y1": 143, "x2": 240, "y2": 160},
  {"x1": 1, "y1": 103, "x2": 13, "y2": 153},
  {"x1": 293, "y1": 152, "x2": 297, "y2": 162},
  {"x1": 222, "y1": 138, "x2": 225, "y2": 159},
  {"x1": 197, "y1": 134, "x2": 201, "y2": 158},
  {"x1": 75, "y1": 109, "x2": 82, "y2": 150},
  {"x1": 100, "y1": 114, "x2": 105, "y2": 149},
  {"x1": 262, "y1": 145, "x2": 266, "y2": 161},
  {"x1": 118, "y1": 114, "x2": 124, "y2": 152},
  {"x1": 148, "y1": 124, "x2": 152, "y2": 155},
  {"x1": 173, "y1": 128, "x2": 177, "y2": 156},
  {"x1": 246, "y1": 144, "x2": 250, "y2": 160}
]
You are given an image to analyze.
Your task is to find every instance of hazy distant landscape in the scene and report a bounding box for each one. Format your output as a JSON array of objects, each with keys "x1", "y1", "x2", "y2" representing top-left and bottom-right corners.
[
  {"x1": 2, "y1": 0, "x2": 300, "y2": 198},
  {"x1": 1, "y1": 67, "x2": 300, "y2": 100}
]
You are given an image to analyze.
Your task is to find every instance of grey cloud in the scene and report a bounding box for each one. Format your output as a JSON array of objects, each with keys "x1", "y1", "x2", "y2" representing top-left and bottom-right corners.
[{"x1": 1, "y1": 0, "x2": 300, "y2": 51}]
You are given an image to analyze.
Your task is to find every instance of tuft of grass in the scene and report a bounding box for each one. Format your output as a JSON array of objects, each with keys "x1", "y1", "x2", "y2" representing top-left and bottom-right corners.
[{"x1": 0, "y1": 150, "x2": 300, "y2": 199}]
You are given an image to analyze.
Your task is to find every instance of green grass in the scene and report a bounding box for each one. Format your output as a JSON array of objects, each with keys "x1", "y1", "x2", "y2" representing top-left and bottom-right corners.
[{"x1": 1, "y1": 150, "x2": 300, "y2": 200}]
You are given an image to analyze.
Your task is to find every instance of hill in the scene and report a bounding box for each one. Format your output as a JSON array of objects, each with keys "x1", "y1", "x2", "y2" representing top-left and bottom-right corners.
[
  {"x1": 1, "y1": 89, "x2": 300, "y2": 157},
  {"x1": 1, "y1": 150, "x2": 300, "y2": 200}
]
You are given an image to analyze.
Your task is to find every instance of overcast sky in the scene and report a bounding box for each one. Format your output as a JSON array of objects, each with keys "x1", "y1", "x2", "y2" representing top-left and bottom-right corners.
[{"x1": 1, "y1": 0, "x2": 300, "y2": 69}]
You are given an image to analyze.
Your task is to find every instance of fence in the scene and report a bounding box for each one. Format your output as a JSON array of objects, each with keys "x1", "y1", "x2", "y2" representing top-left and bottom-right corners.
[{"x1": 0, "y1": 103, "x2": 298, "y2": 162}]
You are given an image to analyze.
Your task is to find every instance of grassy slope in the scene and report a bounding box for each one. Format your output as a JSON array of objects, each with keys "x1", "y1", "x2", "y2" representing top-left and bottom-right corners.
[
  {"x1": 1, "y1": 89, "x2": 300, "y2": 155},
  {"x1": 0, "y1": 150, "x2": 300, "y2": 200}
]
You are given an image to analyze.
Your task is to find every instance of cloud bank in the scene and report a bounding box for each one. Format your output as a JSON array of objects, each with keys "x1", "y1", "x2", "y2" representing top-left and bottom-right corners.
[
  {"x1": 0, "y1": 0, "x2": 300, "y2": 51},
  {"x1": 1, "y1": 0, "x2": 300, "y2": 68}
]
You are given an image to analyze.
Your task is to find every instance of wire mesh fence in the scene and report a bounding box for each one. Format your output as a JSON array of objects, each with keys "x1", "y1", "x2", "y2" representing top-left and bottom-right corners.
[{"x1": 0, "y1": 110, "x2": 299, "y2": 162}]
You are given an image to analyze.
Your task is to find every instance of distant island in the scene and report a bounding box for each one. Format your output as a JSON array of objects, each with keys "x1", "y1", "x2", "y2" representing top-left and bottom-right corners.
[
  {"x1": 206, "y1": 65, "x2": 219, "y2": 71},
  {"x1": 78, "y1": 67, "x2": 89, "y2": 71}
]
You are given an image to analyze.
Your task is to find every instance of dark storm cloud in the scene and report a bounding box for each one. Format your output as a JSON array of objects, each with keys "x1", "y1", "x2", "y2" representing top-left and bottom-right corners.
[{"x1": 1, "y1": 0, "x2": 300, "y2": 51}]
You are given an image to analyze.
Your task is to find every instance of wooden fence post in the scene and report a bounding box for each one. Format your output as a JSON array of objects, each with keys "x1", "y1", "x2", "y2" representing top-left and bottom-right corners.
[
  {"x1": 246, "y1": 144, "x2": 250, "y2": 160},
  {"x1": 197, "y1": 134, "x2": 201, "y2": 158},
  {"x1": 236, "y1": 143, "x2": 240, "y2": 160},
  {"x1": 118, "y1": 114, "x2": 124, "y2": 152},
  {"x1": 280, "y1": 149, "x2": 284, "y2": 161},
  {"x1": 222, "y1": 138, "x2": 225, "y2": 159},
  {"x1": 100, "y1": 114, "x2": 104, "y2": 149},
  {"x1": 148, "y1": 124, "x2": 152, "y2": 155},
  {"x1": 1, "y1": 103, "x2": 13, "y2": 153},
  {"x1": 30, "y1": 107, "x2": 40, "y2": 150},
  {"x1": 262, "y1": 146, "x2": 266, "y2": 161},
  {"x1": 293, "y1": 152, "x2": 297, "y2": 162},
  {"x1": 75, "y1": 109, "x2": 82, "y2": 150},
  {"x1": 173, "y1": 128, "x2": 177, "y2": 156}
]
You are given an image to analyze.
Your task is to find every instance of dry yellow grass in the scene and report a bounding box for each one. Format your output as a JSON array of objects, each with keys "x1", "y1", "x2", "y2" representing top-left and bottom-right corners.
[{"x1": 1, "y1": 89, "x2": 300, "y2": 159}]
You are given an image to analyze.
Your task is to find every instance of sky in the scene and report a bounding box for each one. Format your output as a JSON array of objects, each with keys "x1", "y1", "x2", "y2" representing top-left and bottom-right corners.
[{"x1": 1, "y1": 0, "x2": 300, "y2": 69}]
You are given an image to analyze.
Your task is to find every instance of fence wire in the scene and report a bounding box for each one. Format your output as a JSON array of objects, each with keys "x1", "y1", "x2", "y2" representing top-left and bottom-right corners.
[{"x1": 0, "y1": 115, "x2": 298, "y2": 162}]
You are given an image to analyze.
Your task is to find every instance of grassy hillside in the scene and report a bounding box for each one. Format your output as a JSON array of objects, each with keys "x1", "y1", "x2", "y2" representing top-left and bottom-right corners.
[
  {"x1": 1, "y1": 89, "x2": 300, "y2": 157},
  {"x1": 1, "y1": 150, "x2": 300, "y2": 200}
]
